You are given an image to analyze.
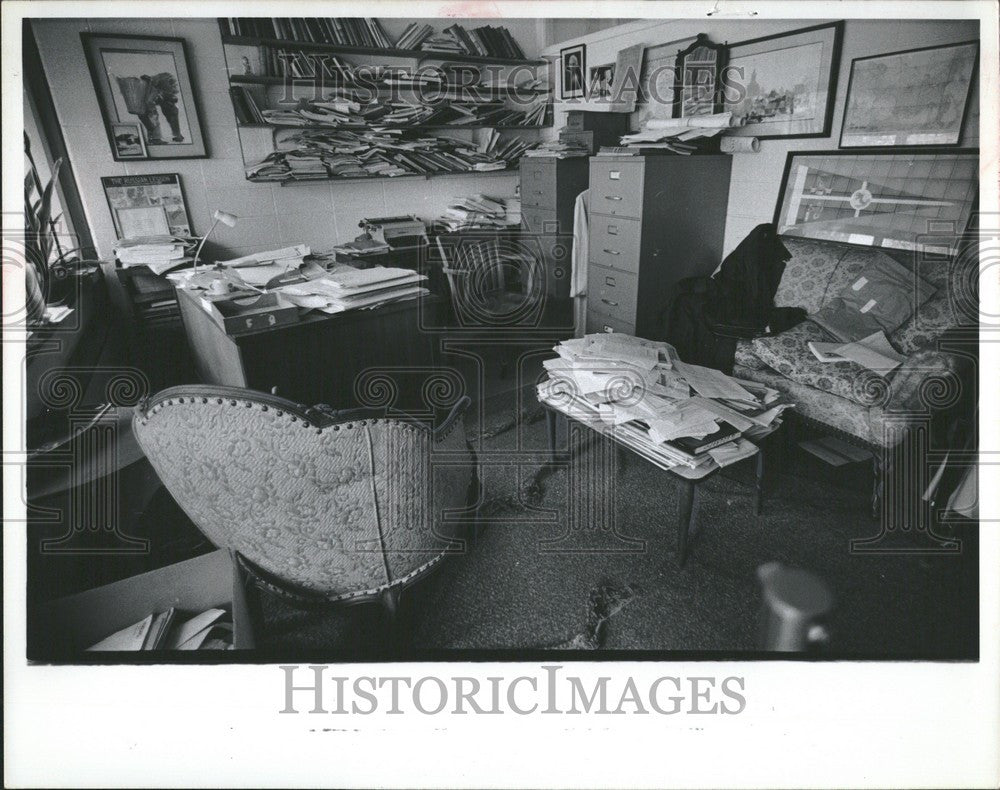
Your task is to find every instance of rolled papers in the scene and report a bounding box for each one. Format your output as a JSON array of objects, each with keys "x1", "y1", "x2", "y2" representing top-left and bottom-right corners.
[{"x1": 719, "y1": 136, "x2": 761, "y2": 154}]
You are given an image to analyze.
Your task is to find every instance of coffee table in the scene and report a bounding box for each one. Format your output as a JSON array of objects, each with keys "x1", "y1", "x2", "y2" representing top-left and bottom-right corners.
[{"x1": 539, "y1": 391, "x2": 784, "y2": 567}]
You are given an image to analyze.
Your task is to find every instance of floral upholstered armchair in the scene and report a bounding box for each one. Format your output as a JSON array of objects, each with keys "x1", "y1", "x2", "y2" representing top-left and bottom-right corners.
[{"x1": 132, "y1": 386, "x2": 479, "y2": 619}]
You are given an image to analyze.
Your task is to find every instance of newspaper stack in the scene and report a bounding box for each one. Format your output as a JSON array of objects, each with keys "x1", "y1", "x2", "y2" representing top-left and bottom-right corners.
[
  {"x1": 113, "y1": 236, "x2": 197, "y2": 275},
  {"x1": 434, "y1": 195, "x2": 518, "y2": 232},
  {"x1": 275, "y1": 264, "x2": 428, "y2": 314},
  {"x1": 620, "y1": 112, "x2": 744, "y2": 155}
]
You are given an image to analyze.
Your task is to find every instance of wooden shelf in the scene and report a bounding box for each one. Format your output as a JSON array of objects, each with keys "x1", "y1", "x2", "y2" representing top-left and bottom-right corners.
[
  {"x1": 237, "y1": 122, "x2": 549, "y2": 131},
  {"x1": 251, "y1": 166, "x2": 520, "y2": 186},
  {"x1": 227, "y1": 73, "x2": 549, "y2": 96},
  {"x1": 221, "y1": 35, "x2": 546, "y2": 67}
]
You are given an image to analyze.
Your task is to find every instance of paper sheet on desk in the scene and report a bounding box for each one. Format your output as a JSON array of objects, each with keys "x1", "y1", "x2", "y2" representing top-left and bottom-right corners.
[
  {"x1": 673, "y1": 361, "x2": 755, "y2": 401},
  {"x1": 217, "y1": 245, "x2": 310, "y2": 268},
  {"x1": 646, "y1": 399, "x2": 720, "y2": 442},
  {"x1": 235, "y1": 260, "x2": 304, "y2": 286}
]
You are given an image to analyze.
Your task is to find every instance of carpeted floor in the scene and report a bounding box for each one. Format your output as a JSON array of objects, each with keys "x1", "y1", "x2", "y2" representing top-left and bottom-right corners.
[{"x1": 257, "y1": 382, "x2": 979, "y2": 660}]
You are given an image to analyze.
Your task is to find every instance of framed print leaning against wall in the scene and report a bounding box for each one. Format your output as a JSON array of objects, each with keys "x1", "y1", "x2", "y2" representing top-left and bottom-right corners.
[
  {"x1": 773, "y1": 149, "x2": 979, "y2": 252},
  {"x1": 840, "y1": 41, "x2": 978, "y2": 147},
  {"x1": 81, "y1": 33, "x2": 207, "y2": 160},
  {"x1": 723, "y1": 21, "x2": 843, "y2": 138}
]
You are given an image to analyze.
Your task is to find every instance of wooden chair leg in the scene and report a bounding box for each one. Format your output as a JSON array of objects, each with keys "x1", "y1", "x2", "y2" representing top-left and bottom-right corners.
[{"x1": 379, "y1": 586, "x2": 412, "y2": 656}]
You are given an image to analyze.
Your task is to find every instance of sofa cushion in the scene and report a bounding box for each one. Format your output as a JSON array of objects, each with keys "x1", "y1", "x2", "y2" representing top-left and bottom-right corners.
[
  {"x1": 811, "y1": 253, "x2": 935, "y2": 342},
  {"x1": 734, "y1": 338, "x2": 768, "y2": 370},
  {"x1": 773, "y1": 238, "x2": 844, "y2": 314},
  {"x1": 889, "y1": 255, "x2": 962, "y2": 354},
  {"x1": 733, "y1": 363, "x2": 888, "y2": 447},
  {"x1": 750, "y1": 320, "x2": 889, "y2": 407}
]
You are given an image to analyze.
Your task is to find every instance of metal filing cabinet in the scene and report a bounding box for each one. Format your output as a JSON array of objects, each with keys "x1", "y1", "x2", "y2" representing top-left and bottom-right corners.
[
  {"x1": 519, "y1": 157, "x2": 589, "y2": 298},
  {"x1": 586, "y1": 154, "x2": 732, "y2": 337}
]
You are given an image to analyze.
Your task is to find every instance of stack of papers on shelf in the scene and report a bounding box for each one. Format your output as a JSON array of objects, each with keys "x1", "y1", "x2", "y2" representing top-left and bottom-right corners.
[
  {"x1": 275, "y1": 264, "x2": 429, "y2": 314},
  {"x1": 522, "y1": 138, "x2": 590, "y2": 158},
  {"x1": 620, "y1": 112, "x2": 742, "y2": 154},
  {"x1": 435, "y1": 194, "x2": 519, "y2": 232},
  {"x1": 113, "y1": 236, "x2": 197, "y2": 275},
  {"x1": 537, "y1": 333, "x2": 793, "y2": 471}
]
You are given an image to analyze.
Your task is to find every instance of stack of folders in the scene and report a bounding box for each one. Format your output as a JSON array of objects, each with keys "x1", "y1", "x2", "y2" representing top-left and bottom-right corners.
[
  {"x1": 522, "y1": 138, "x2": 590, "y2": 158},
  {"x1": 620, "y1": 112, "x2": 744, "y2": 155},
  {"x1": 86, "y1": 607, "x2": 235, "y2": 652},
  {"x1": 536, "y1": 334, "x2": 792, "y2": 471},
  {"x1": 114, "y1": 236, "x2": 197, "y2": 276},
  {"x1": 275, "y1": 264, "x2": 429, "y2": 314},
  {"x1": 435, "y1": 195, "x2": 517, "y2": 232}
]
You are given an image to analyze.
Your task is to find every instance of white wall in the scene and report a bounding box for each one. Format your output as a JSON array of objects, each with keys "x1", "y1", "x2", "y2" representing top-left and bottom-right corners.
[
  {"x1": 30, "y1": 17, "x2": 546, "y2": 259},
  {"x1": 543, "y1": 18, "x2": 980, "y2": 256}
]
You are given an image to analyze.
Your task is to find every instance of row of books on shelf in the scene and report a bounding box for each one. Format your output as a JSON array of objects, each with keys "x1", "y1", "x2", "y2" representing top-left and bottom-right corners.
[
  {"x1": 230, "y1": 87, "x2": 548, "y2": 129},
  {"x1": 221, "y1": 17, "x2": 394, "y2": 49},
  {"x1": 245, "y1": 128, "x2": 532, "y2": 181},
  {"x1": 394, "y1": 22, "x2": 526, "y2": 58}
]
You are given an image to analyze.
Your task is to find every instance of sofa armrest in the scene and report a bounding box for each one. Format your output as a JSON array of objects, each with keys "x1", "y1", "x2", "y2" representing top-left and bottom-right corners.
[{"x1": 887, "y1": 347, "x2": 973, "y2": 414}]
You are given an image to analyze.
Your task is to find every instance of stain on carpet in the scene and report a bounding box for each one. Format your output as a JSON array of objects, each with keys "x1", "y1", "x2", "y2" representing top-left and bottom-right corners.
[{"x1": 547, "y1": 579, "x2": 644, "y2": 649}]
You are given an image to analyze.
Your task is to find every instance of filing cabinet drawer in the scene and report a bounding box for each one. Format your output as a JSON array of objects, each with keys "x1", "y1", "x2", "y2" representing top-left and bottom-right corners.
[
  {"x1": 589, "y1": 161, "x2": 644, "y2": 218},
  {"x1": 520, "y1": 160, "x2": 557, "y2": 208},
  {"x1": 521, "y1": 206, "x2": 560, "y2": 234},
  {"x1": 588, "y1": 264, "x2": 638, "y2": 324},
  {"x1": 589, "y1": 216, "x2": 641, "y2": 273},
  {"x1": 586, "y1": 310, "x2": 635, "y2": 335}
]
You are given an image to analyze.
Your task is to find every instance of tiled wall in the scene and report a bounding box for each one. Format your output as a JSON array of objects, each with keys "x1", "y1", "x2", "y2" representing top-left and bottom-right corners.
[
  {"x1": 543, "y1": 18, "x2": 980, "y2": 257},
  {"x1": 30, "y1": 17, "x2": 546, "y2": 259}
]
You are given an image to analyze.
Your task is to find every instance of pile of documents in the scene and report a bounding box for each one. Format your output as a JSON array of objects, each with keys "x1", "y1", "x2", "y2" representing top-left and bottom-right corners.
[
  {"x1": 113, "y1": 236, "x2": 197, "y2": 275},
  {"x1": 620, "y1": 112, "x2": 743, "y2": 154},
  {"x1": 522, "y1": 138, "x2": 590, "y2": 158},
  {"x1": 247, "y1": 127, "x2": 523, "y2": 181},
  {"x1": 275, "y1": 263, "x2": 428, "y2": 314},
  {"x1": 537, "y1": 333, "x2": 792, "y2": 471},
  {"x1": 435, "y1": 195, "x2": 519, "y2": 232},
  {"x1": 87, "y1": 607, "x2": 234, "y2": 652}
]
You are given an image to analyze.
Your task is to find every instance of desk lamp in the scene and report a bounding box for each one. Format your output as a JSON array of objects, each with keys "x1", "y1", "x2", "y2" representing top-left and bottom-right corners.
[{"x1": 193, "y1": 209, "x2": 238, "y2": 271}]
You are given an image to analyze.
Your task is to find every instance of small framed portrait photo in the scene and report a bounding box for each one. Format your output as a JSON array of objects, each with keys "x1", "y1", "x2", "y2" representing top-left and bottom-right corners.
[
  {"x1": 589, "y1": 63, "x2": 615, "y2": 100},
  {"x1": 110, "y1": 122, "x2": 148, "y2": 159},
  {"x1": 560, "y1": 43, "x2": 586, "y2": 100}
]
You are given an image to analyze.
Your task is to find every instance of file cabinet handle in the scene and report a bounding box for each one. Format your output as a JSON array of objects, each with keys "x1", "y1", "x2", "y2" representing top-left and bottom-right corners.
[
  {"x1": 607, "y1": 224, "x2": 619, "y2": 235},
  {"x1": 604, "y1": 195, "x2": 623, "y2": 201},
  {"x1": 601, "y1": 298, "x2": 619, "y2": 307},
  {"x1": 605, "y1": 276, "x2": 616, "y2": 286},
  {"x1": 602, "y1": 248, "x2": 620, "y2": 256}
]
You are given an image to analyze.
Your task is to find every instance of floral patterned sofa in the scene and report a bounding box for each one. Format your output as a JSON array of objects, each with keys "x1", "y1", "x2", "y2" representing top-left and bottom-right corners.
[{"x1": 732, "y1": 237, "x2": 971, "y2": 449}]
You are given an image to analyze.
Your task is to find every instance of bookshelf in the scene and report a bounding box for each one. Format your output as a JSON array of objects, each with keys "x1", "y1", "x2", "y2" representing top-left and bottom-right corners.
[{"x1": 218, "y1": 17, "x2": 552, "y2": 184}]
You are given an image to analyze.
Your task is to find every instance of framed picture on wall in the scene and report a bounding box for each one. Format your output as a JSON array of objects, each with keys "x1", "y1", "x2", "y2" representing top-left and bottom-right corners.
[
  {"x1": 772, "y1": 149, "x2": 979, "y2": 251},
  {"x1": 839, "y1": 41, "x2": 978, "y2": 148},
  {"x1": 81, "y1": 33, "x2": 208, "y2": 160},
  {"x1": 560, "y1": 43, "x2": 586, "y2": 99},
  {"x1": 110, "y1": 122, "x2": 148, "y2": 159},
  {"x1": 723, "y1": 21, "x2": 843, "y2": 138},
  {"x1": 102, "y1": 174, "x2": 194, "y2": 239}
]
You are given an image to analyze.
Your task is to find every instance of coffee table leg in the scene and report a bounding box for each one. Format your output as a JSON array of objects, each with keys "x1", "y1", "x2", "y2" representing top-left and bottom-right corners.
[
  {"x1": 754, "y1": 447, "x2": 765, "y2": 516},
  {"x1": 545, "y1": 407, "x2": 558, "y2": 463},
  {"x1": 677, "y1": 478, "x2": 696, "y2": 567}
]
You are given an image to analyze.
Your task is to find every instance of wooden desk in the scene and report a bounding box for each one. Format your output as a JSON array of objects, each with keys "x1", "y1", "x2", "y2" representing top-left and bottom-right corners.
[{"x1": 176, "y1": 287, "x2": 443, "y2": 410}]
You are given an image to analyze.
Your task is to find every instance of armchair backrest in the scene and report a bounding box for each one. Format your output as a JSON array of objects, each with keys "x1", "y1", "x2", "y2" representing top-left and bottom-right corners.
[{"x1": 133, "y1": 385, "x2": 475, "y2": 602}]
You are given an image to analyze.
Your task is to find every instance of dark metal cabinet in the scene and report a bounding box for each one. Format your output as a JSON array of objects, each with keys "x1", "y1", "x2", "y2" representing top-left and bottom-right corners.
[
  {"x1": 586, "y1": 155, "x2": 731, "y2": 337},
  {"x1": 519, "y1": 157, "x2": 589, "y2": 299}
]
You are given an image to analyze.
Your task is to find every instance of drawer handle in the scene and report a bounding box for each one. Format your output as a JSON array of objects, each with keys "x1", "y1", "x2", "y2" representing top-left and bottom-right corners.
[
  {"x1": 605, "y1": 276, "x2": 616, "y2": 286},
  {"x1": 604, "y1": 195, "x2": 623, "y2": 201},
  {"x1": 603, "y1": 248, "x2": 620, "y2": 256},
  {"x1": 601, "y1": 298, "x2": 619, "y2": 307},
  {"x1": 607, "y1": 225, "x2": 619, "y2": 235}
]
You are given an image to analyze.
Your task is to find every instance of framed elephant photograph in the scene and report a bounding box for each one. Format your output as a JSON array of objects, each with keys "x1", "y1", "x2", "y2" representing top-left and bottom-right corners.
[{"x1": 81, "y1": 33, "x2": 207, "y2": 160}]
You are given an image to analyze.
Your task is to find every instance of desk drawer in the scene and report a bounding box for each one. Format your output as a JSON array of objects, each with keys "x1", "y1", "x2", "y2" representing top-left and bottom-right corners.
[
  {"x1": 521, "y1": 206, "x2": 560, "y2": 234},
  {"x1": 586, "y1": 309, "x2": 635, "y2": 335},
  {"x1": 588, "y1": 264, "x2": 638, "y2": 324},
  {"x1": 589, "y1": 216, "x2": 641, "y2": 273},
  {"x1": 590, "y1": 161, "x2": 644, "y2": 218}
]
